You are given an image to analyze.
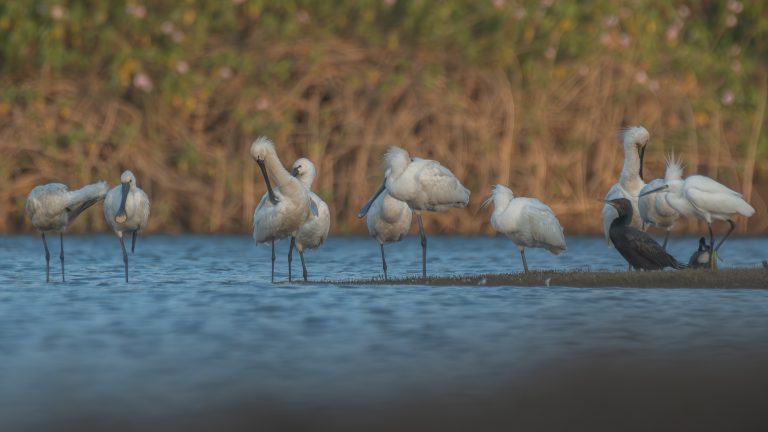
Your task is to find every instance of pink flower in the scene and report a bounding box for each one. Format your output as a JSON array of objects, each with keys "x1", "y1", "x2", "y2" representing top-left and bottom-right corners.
[
  {"x1": 256, "y1": 97, "x2": 270, "y2": 111},
  {"x1": 492, "y1": 0, "x2": 505, "y2": 10},
  {"x1": 383, "y1": 0, "x2": 396, "y2": 6},
  {"x1": 218, "y1": 67, "x2": 233, "y2": 80},
  {"x1": 50, "y1": 4, "x2": 65, "y2": 20},
  {"x1": 725, "y1": 15, "x2": 737, "y2": 28},
  {"x1": 175, "y1": 61, "x2": 189, "y2": 74},
  {"x1": 720, "y1": 90, "x2": 735, "y2": 105},
  {"x1": 133, "y1": 73, "x2": 153, "y2": 92},
  {"x1": 126, "y1": 4, "x2": 147, "y2": 19}
]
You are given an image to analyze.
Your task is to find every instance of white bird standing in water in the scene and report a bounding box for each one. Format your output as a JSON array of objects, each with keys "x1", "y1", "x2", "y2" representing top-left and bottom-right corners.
[
  {"x1": 289, "y1": 158, "x2": 330, "y2": 281},
  {"x1": 25, "y1": 180, "x2": 109, "y2": 282},
  {"x1": 483, "y1": 184, "x2": 566, "y2": 273},
  {"x1": 104, "y1": 170, "x2": 150, "y2": 282},
  {"x1": 638, "y1": 153, "x2": 683, "y2": 249},
  {"x1": 358, "y1": 146, "x2": 470, "y2": 278},
  {"x1": 602, "y1": 126, "x2": 649, "y2": 246},
  {"x1": 359, "y1": 186, "x2": 412, "y2": 280},
  {"x1": 641, "y1": 174, "x2": 754, "y2": 269},
  {"x1": 251, "y1": 137, "x2": 315, "y2": 283}
]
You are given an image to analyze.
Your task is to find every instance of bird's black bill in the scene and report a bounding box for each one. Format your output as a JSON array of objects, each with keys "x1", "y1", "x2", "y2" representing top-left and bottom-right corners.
[
  {"x1": 638, "y1": 184, "x2": 669, "y2": 197},
  {"x1": 291, "y1": 167, "x2": 299, "y2": 177},
  {"x1": 358, "y1": 181, "x2": 387, "y2": 218},
  {"x1": 257, "y1": 159, "x2": 279, "y2": 205},
  {"x1": 638, "y1": 145, "x2": 646, "y2": 181},
  {"x1": 115, "y1": 182, "x2": 129, "y2": 223}
]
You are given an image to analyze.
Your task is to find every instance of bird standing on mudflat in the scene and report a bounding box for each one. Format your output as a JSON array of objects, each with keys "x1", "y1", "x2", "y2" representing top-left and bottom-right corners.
[
  {"x1": 638, "y1": 153, "x2": 684, "y2": 249},
  {"x1": 26, "y1": 180, "x2": 109, "y2": 282},
  {"x1": 358, "y1": 146, "x2": 470, "y2": 278},
  {"x1": 359, "y1": 185, "x2": 412, "y2": 280},
  {"x1": 688, "y1": 237, "x2": 715, "y2": 270},
  {"x1": 289, "y1": 158, "x2": 330, "y2": 282},
  {"x1": 605, "y1": 198, "x2": 686, "y2": 271},
  {"x1": 483, "y1": 184, "x2": 566, "y2": 273},
  {"x1": 104, "y1": 170, "x2": 150, "y2": 282}
]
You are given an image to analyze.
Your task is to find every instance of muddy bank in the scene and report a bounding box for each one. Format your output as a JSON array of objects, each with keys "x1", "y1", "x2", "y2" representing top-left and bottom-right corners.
[{"x1": 327, "y1": 267, "x2": 768, "y2": 288}]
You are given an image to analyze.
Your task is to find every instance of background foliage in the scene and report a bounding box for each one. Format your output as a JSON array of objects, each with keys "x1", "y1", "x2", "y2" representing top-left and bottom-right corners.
[{"x1": 1, "y1": 0, "x2": 766, "y2": 235}]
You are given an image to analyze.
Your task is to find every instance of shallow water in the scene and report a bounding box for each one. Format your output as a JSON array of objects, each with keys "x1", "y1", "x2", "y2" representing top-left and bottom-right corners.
[{"x1": 1, "y1": 234, "x2": 768, "y2": 430}]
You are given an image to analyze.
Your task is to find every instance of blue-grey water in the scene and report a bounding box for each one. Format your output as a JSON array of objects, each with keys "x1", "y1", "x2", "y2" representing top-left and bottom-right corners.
[{"x1": 1, "y1": 234, "x2": 768, "y2": 431}]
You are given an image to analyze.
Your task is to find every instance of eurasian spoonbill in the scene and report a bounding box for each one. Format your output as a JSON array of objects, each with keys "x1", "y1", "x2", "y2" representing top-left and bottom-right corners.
[
  {"x1": 605, "y1": 198, "x2": 686, "y2": 270},
  {"x1": 358, "y1": 146, "x2": 470, "y2": 278},
  {"x1": 25, "y1": 180, "x2": 109, "y2": 282},
  {"x1": 482, "y1": 184, "x2": 566, "y2": 273},
  {"x1": 638, "y1": 153, "x2": 683, "y2": 249},
  {"x1": 104, "y1": 170, "x2": 150, "y2": 282},
  {"x1": 358, "y1": 186, "x2": 412, "y2": 280},
  {"x1": 289, "y1": 158, "x2": 330, "y2": 281},
  {"x1": 602, "y1": 126, "x2": 649, "y2": 245},
  {"x1": 251, "y1": 137, "x2": 315, "y2": 283}
]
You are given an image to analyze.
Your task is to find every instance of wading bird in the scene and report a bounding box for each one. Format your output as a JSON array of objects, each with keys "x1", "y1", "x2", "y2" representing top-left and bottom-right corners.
[
  {"x1": 25, "y1": 180, "x2": 109, "y2": 282},
  {"x1": 688, "y1": 237, "x2": 714, "y2": 270},
  {"x1": 251, "y1": 137, "x2": 315, "y2": 283},
  {"x1": 289, "y1": 158, "x2": 330, "y2": 282},
  {"x1": 602, "y1": 126, "x2": 649, "y2": 246},
  {"x1": 104, "y1": 170, "x2": 150, "y2": 282},
  {"x1": 359, "y1": 186, "x2": 412, "y2": 280},
  {"x1": 358, "y1": 146, "x2": 470, "y2": 278},
  {"x1": 482, "y1": 184, "x2": 566, "y2": 273},
  {"x1": 638, "y1": 153, "x2": 684, "y2": 249},
  {"x1": 640, "y1": 175, "x2": 755, "y2": 269},
  {"x1": 605, "y1": 198, "x2": 687, "y2": 271}
]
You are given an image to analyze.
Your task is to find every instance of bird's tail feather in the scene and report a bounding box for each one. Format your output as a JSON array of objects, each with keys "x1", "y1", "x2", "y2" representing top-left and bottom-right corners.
[{"x1": 671, "y1": 258, "x2": 688, "y2": 270}]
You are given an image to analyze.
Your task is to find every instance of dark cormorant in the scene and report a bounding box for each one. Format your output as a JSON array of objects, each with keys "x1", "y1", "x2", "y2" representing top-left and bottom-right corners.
[
  {"x1": 689, "y1": 237, "x2": 714, "y2": 269},
  {"x1": 605, "y1": 198, "x2": 687, "y2": 270}
]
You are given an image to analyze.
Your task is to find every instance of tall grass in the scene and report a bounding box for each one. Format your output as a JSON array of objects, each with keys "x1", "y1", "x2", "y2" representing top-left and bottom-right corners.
[{"x1": 1, "y1": 1, "x2": 766, "y2": 235}]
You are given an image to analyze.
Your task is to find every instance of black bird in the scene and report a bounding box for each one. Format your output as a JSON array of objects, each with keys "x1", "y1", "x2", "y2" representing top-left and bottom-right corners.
[
  {"x1": 689, "y1": 237, "x2": 714, "y2": 269},
  {"x1": 605, "y1": 198, "x2": 687, "y2": 271}
]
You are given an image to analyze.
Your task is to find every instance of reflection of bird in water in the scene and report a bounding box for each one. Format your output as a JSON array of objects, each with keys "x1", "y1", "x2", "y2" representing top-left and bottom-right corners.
[
  {"x1": 605, "y1": 198, "x2": 687, "y2": 271},
  {"x1": 688, "y1": 237, "x2": 714, "y2": 270}
]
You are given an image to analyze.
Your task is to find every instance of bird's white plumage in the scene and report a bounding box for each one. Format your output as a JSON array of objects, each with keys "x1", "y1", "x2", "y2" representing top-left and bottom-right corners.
[
  {"x1": 602, "y1": 126, "x2": 649, "y2": 245},
  {"x1": 291, "y1": 158, "x2": 330, "y2": 252},
  {"x1": 487, "y1": 185, "x2": 566, "y2": 255},
  {"x1": 638, "y1": 154, "x2": 683, "y2": 231},
  {"x1": 104, "y1": 170, "x2": 150, "y2": 238},
  {"x1": 366, "y1": 189, "x2": 412, "y2": 245},
  {"x1": 384, "y1": 147, "x2": 470, "y2": 212},
  {"x1": 26, "y1": 181, "x2": 109, "y2": 232},
  {"x1": 681, "y1": 175, "x2": 755, "y2": 223},
  {"x1": 251, "y1": 137, "x2": 312, "y2": 243}
]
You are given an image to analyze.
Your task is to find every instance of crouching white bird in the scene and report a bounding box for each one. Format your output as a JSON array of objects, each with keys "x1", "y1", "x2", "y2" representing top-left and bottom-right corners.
[
  {"x1": 358, "y1": 146, "x2": 470, "y2": 278},
  {"x1": 104, "y1": 170, "x2": 150, "y2": 282},
  {"x1": 359, "y1": 186, "x2": 412, "y2": 280},
  {"x1": 602, "y1": 126, "x2": 649, "y2": 246},
  {"x1": 483, "y1": 184, "x2": 566, "y2": 273},
  {"x1": 289, "y1": 158, "x2": 330, "y2": 281},
  {"x1": 638, "y1": 153, "x2": 683, "y2": 249},
  {"x1": 640, "y1": 174, "x2": 754, "y2": 269},
  {"x1": 251, "y1": 137, "x2": 316, "y2": 283},
  {"x1": 25, "y1": 180, "x2": 109, "y2": 282}
]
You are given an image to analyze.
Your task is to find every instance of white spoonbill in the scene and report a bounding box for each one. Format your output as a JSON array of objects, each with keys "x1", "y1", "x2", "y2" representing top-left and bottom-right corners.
[
  {"x1": 104, "y1": 170, "x2": 150, "y2": 282},
  {"x1": 602, "y1": 126, "x2": 649, "y2": 246},
  {"x1": 25, "y1": 180, "x2": 109, "y2": 282},
  {"x1": 358, "y1": 146, "x2": 470, "y2": 278},
  {"x1": 482, "y1": 184, "x2": 566, "y2": 273},
  {"x1": 288, "y1": 157, "x2": 330, "y2": 282},
  {"x1": 251, "y1": 137, "x2": 315, "y2": 283},
  {"x1": 358, "y1": 186, "x2": 412, "y2": 280},
  {"x1": 641, "y1": 174, "x2": 754, "y2": 268},
  {"x1": 638, "y1": 153, "x2": 683, "y2": 249}
]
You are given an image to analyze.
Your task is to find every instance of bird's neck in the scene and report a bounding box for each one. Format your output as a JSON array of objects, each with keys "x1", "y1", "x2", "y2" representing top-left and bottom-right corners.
[
  {"x1": 264, "y1": 150, "x2": 295, "y2": 190},
  {"x1": 620, "y1": 150, "x2": 643, "y2": 190},
  {"x1": 611, "y1": 211, "x2": 632, "y2": 227}
]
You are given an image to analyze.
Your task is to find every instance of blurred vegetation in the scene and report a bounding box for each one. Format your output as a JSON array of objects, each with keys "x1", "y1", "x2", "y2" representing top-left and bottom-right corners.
[{"x1": 1, "y1": 0, "x2": 766, "y2": 235}]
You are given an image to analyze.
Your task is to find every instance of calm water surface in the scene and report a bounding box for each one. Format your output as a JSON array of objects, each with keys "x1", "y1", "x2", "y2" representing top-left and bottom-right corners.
[{"x1": 1, "y1": 234, "x2": 767, "y2": 429}]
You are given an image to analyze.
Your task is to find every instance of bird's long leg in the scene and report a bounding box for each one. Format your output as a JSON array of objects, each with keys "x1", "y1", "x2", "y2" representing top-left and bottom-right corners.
[
  {"x1": 708, "y1": 223, "x2": 716, "y2": 269},
  {"x1": 288, "y1": 236, "x2": 295, "y2": 282},
  {"x1": 299, "y1": 249, "x2": 308, "y2": 282},
  {"x1": 662, "y1": 230, "x2": 670, "y2": 250},
  {"x1": 42, "y1": 233, "x2": 50, "y2": 283},
  {"x1": 59, "y1": 233, "x2": 65, "y2": 282},
  {"x1": 520, "y1": 249, "x2": 529, "y2": 273},
  {"x1": 271, "y1": 239, "x2": 275, "y2": 283},
  {"x1": 118, "y1": 235, "x2": 129, "y2": 282},
  {"x1": 416, "y1": 212, "x2": 427, "y2": 278},
  {"x1": 714, "y1": 219, "x2": 736, "y2": 252},
  {"x1": 131, "y1": 231, "x2": 137, "y2": 254},
  {"x1": 380, "y1": 243, "x2": 388, "y2": 280}
]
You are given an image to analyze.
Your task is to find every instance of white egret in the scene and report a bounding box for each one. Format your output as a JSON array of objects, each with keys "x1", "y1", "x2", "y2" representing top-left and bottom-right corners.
[
  {"x1": 638, "y1": 153, "x2": 683, "y2": 249},
  {"x1": 251, "y1": 137, "x2": 316, "y2": 283},
  {"x1": 104, "y1": 170, "x2": 150, "y2": 282},
  {"x1": 602, "y1": 126, "x2": 649, "y2": 246},
  {"x1": 288, "y1": 158, "x2": 330, "y2": 281},
  {"x1": 358, "y1": 187, "x2": 412, "y2": 280},
  {"x1": 641, "y1": 174, "x2": 754, "y2": 268},
  {"x1": 482, "y1": 184, "x2": 566, "y2": 273},
  {"x1": 25, "y1": 180, "x2": 109, "y2": 282},
  {"x1": 358, "y1": 146, "x2": 470, "y2": 278}
]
